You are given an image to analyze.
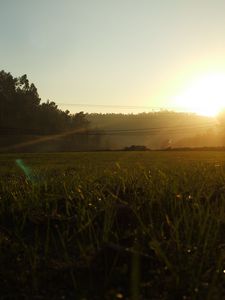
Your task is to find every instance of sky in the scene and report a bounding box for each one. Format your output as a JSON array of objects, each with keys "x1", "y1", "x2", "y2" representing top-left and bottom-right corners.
[{"x1": 1, "y1": 0, "x2": 225, "y2": 115}]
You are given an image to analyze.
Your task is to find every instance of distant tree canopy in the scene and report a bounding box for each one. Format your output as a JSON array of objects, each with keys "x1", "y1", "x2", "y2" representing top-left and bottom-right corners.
[
  {"x1": 86, "y1": 111, "x2": 217, "y2": 149},
  {"x1": 0, "y1": 70, "x2": 221, "y2": 151},
  {"x1": 0, "y1": 70, "x2": 89, "y2": 135}
]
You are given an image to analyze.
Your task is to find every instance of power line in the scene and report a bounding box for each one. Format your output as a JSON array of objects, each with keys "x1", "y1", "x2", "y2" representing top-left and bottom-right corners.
[
  {"x1": 86, "y1": 126, "x2": 215, "y2": 136},
  {"x1": 57, "y1": 103, "x2": 167, "y2": 109},
  {"x1": 0, "y1": 122, "x2": 216, "y2": 136},
  {"x1": 0, "y1": 121, "x2": 215, "y2": 132},
  {"x1": 93, "y1": 122, "x2": 215, "y2": 132},
  {"x1": 0, "y1": 122, "x2": 218, "y2": 151},
  {"x1": 56, "y1": 102, "x2": 195, "y2": 111}
]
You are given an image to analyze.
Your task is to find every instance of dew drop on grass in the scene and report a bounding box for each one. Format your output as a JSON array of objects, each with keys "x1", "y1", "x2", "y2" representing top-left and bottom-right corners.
[
  {"x1": 215, "y1": 163, "x2": 221, "y2": 167},
  {"x1": 116, "y1": 293, "x2": 123, "y2": 299}
]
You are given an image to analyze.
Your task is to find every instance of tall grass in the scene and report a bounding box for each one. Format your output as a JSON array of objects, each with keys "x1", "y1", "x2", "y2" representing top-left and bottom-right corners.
[{"x1": 1, "y1": 152, "x2": 225, "y2": 299}]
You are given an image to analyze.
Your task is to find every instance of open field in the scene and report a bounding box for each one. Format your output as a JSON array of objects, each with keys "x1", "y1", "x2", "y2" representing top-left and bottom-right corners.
[{"x1": 1, "y1": 151, "x2": 225, "y2": 299}]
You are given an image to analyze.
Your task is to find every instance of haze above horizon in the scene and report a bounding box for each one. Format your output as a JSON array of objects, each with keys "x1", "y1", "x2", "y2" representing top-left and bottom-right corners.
[{"x1": 1, "y1": 0, "x2": 225, "y2": 116}]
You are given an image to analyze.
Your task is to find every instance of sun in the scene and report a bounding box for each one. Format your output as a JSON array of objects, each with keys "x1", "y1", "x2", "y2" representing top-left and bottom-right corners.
[{"x1": 173, "y1": 72, "x2": 225, "y2": 116}]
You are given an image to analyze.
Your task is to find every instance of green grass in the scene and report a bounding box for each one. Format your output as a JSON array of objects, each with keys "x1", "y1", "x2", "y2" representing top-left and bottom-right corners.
[{"x1": 1, "y1": 151, "x2": 225, "y2": 299}]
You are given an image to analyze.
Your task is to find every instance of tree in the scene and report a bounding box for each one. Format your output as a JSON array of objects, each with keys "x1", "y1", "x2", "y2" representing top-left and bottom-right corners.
[
  {"x1": 0, "y1": 70, "x2": 90, "y2": 137},
  {"x1": 0, "y1": 71, "x2": 17, "y2": 128}
]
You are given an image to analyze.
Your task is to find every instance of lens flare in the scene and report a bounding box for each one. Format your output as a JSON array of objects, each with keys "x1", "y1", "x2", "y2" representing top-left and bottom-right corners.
[{"x1": 15, "y1": 159, "x2": 35, "y2": 182}]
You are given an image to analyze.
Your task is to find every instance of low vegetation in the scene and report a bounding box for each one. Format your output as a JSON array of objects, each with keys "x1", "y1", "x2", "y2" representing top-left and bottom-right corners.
[{"x1": 1, "y1": 151, "x2": 225, "y2": 299}]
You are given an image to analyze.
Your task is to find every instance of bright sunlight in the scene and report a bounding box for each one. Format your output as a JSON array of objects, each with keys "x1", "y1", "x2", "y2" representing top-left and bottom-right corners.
[{"x1": 174, "y1": 72, "x2": 225, "y2": 116}]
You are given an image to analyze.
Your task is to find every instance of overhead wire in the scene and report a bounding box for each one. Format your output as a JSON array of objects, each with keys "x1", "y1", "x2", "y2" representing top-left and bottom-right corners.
[
  {"x1": 0, "y1": 101, "x2": 218, "y2": 151},
  {"x1": 56, "y1": 103, "x2": 177, "y2": 110},
  {"x1": 0, "y1": 121, "x2": 218, "y2": 151},
  {"x1": 0, "y1": 121, "x2": 217, "y2": 136},
  {"x1": 56, "y1": 102, "x2": 207, "y2": 113}
]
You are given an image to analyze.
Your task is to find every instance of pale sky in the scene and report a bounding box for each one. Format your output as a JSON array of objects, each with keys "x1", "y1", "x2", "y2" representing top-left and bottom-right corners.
[{"x1": 1, "y1": 0, "x2": 225, "y2": 114}]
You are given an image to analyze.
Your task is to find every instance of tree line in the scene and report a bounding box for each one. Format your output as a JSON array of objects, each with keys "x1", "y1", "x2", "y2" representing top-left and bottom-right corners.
[
  {"x1": 0, "y1": 70, "x2": 99, "y2": 151},
  {"x1": 0, "y1": 70, "x2": 90, "y2": 135},
  {"x1": 1, "y1": 70, "x2": 222, "y2": 151}
]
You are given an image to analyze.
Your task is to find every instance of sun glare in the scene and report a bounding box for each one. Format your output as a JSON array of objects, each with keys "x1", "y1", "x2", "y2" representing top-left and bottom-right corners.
[{"x1": 174, "y1": 72, "x2": 225, "y2": 116}]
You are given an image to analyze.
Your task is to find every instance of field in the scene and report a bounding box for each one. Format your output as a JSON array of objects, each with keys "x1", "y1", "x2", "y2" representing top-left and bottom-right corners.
[{"x1": 1, "y1": 151, "x2": 225, "y2": 299}]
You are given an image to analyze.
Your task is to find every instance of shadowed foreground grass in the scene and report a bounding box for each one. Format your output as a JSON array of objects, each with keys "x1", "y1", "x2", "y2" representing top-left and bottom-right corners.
[{"x1": 1, "y1": 152, "x2": 225, "y2": 299}]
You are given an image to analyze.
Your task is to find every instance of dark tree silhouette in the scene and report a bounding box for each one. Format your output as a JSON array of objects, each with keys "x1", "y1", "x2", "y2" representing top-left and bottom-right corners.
[{"x1": 0, "y1": 70, "x2": 92, "y2": 151}]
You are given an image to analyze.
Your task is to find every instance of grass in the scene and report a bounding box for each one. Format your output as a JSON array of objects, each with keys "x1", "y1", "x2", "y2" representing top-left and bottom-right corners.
[{"x1": 1, "y1": 151, "x2": 225, "y2": 299}]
